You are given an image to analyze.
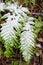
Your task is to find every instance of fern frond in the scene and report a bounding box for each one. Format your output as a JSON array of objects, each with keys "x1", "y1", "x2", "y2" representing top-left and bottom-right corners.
[
  {"x1": 20, "y1": 20, "x2": 37, "y2": 63},
  {"x1": 1, "y1": 14, "x2": 22, "y2": 47}
]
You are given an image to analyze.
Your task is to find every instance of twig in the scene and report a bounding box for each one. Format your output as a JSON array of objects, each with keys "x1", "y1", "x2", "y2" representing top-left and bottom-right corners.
[{"x1": 31, "y1": 13, "x2": 43, "y2": 16}]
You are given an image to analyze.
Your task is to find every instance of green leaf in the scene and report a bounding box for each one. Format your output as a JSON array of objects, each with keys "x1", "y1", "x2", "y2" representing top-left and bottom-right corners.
[
  {"x1": 30, "y1": 0, "x2": 35, "y2": 5},
  {"x1": 24, "y1": 0, "x2": 29, "y2": 6},
  {"x1": 35, "y1": 17, "x2": 43, "y2": 28},
  {"x1": 24, "y1": 0, "x2": 35, "y2": 6},
  {"x1": 11, "y1": 61, "x2": 19, "y2": 65},
  {"x1": 4, "y1": 49, "x2": 14, "y2": 58},
  {"x1": 5, "y1": 0, "x2": 11, "y2": 4}
]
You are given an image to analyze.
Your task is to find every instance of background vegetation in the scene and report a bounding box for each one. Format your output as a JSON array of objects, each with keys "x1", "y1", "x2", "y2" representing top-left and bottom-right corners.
[{"x1": 0, "y1": 0, "x2": 43, "y2": 65}]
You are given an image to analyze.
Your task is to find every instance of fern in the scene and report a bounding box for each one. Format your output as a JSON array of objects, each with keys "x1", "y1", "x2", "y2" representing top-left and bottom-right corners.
[
  {"x1": 20, "y1": 19, "x2": 37, "y2": 63},
  {"x1": 0, "y1": 2, "x2": 42, "y2": 63}
]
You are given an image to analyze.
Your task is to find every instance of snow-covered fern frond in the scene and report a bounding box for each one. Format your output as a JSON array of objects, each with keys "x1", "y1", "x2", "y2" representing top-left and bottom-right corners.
[
  {"x1": 0, "y1": 3, "x2": 40, "y2": 63},
  {"x1": 20, "y1": 21, "x2": 36, "y2": 63},
  {"x1": 1, "y1": 13, "x2": 21, "y2": 57}
]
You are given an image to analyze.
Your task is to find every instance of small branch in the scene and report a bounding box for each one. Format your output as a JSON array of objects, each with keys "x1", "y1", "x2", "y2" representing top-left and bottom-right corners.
[
  {"x1": 27, "y1": 12, "x2": 43, "y2": 16},
  {"x1": 31, "y1": 13, "x2": 43, "y2": 16}
]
